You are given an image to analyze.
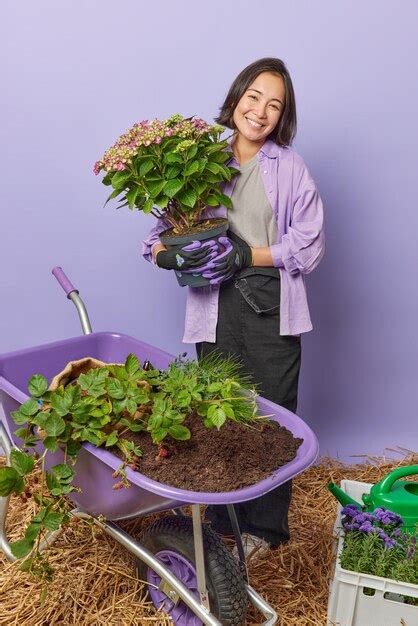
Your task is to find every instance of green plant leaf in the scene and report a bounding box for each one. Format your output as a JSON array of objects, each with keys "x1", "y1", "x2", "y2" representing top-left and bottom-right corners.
[
  {"x1": 168, "y1": 425, "x2": 191, "y2": 441},
  {"x1": 216, "y1": 192, "x2": 233, "y2": 209},
  {"x1": 146, "y1": 179, "x2": 165, "y2": 197},
  {"x1": 151, "y1": 427, "x2": 168, "y2": 443},
  {"x1": 165, "y1": 152, "x2": 182, "y2": 164},
  {"x1": 187, "y1": 144, "x2": 198, "y2": 159},
  {"x1": 128, "y1": 422, "x2": 144, "y2": 432},
  {"x1": 43, "y1": 413, "x2": 66, "y2": 437},
  {"x1": 176, "y1": 390, "x2": 191, "y2": 408},
  {"x1": 126, "y1": 399, "x2": 137, "y2": 415},
  {"x1": 165, "y1": 165, "x2": 181, "y2": 179},
  {"x1": 28, "y1": 374, "x2": 48, "y2": 397},
  {"x1": 139, "y1": 159, "x2": 155, "y2": 176},
  {"x1": 25, "y1": 521, "x2": 42, "y2": 542},
  {"x1": 164, "y1": 178, "x2": 184, "y2": 198},
  {"x1": 20, "y1": 398, "x2": 40, "y2": 416},
  {"x1": 66, "y1": 440, "x2": 81, "y2": 457},
  {"x1": 148, "y1": 414, "x2": 163, "y2": 430},
  {"x1": 142, "y1": 198, "x2": 154, "y2": 214},
  {"x1": 10, "y1": 538, "x2": 34, "y2": 559},
  {"x1": 207, "y1": 382, "x2": 223, "y2": 393},
  {"x1": 125, "y1": 353, "x2": 140, "y2": 376},
  {"x1": 11, "y1": 409, "x2": 29, "y2": 425},
  {"x1": 78, "y1": 369, "x2": 108, "y2": 397},
  {"x1": 43, "y1": 511, "x2": 65, "y2": 531},
  {"x1": 0, "y1": 466, "x2": 25, "y2": 496},
  {"x1": 106, "y1": 378, "x2": 125, "y2": 400},
  {"x1": 10, "y1": 450, "x2": 35, "y2": 476},
  {"x1": 207, "y1": 404, "x2": 217, "y2": 419},
  {"x1": 177, "y1": 188, "x2": 197, "y2": 208},
  {"x1": 154, "y1": 194, "x2": 170, "y2": 209},
  {"x1": 101, "y1": 172, "x2": 113, "y2": 186},
  {"x1": 112, "y1": 399, "x2": 127, "y2": 415},
  {"x1": 184, "y1": 161, "x2": 199, "y2": 176},
  {"x1": 204, "y1": 195, "x2": 220, "y2": 207},
  {"x1": 50, "y1": 391, "x2": 72, "y2": 417},
  {"x1": 82, "y1": 429, "x2": 103, "y2": 446},
  {"x1": 212, "y1": 408, "x2": 226, "y2": 429},
  {"x1": 50, "y1": 464, "x2": 74, "y2": 483},
  {"x1": 131, "y1": 386, "x2": 149, "y2": 404},
  {"x1": 111, "y1": 170, "x2": 132, "y2": 189},
  {"x1": 43, "y1": 436, "x2": 58, "y2": 452},
  {"x1": 14, "y1": 427, "x2": 28, "y2": 440},
  {"x1": 105, "y1": 431, "x2": 118, "y2": 447},
  {"x1": 47, "y1": 464, "x2": 75, "y2": 495},
  {"x1": 126, "y1": 186, "x2": 140, "y2": 209},
  {"x1": 222, "y1": 403, "x2": 235, "y2": 419},
  {"x1": 205, "y1": 161, "x2": 223, "y2": 175},
  {"x1": 107, "y1": 365, "x2": 128, "y2": 381}
]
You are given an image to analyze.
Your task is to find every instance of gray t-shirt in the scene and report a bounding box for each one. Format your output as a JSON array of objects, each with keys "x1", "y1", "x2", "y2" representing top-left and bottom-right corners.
[{"x1": 228, "y1": 154, "x2": 278, "y2": 247}]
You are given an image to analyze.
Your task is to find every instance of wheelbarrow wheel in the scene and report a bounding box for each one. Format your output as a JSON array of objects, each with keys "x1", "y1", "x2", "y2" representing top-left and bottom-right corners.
[{"x1": 136, "y1": 514, "x2": 247, "y2": 625}]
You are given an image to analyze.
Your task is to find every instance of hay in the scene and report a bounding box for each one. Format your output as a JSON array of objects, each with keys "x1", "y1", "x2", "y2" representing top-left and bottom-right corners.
[{"x1": 1, "y1": 451, "x2": 416, "y2": 625}]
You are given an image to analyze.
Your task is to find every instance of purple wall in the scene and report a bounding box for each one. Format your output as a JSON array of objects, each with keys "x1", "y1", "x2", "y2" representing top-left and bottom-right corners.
[{"x1": 1, "y1": 1, "x2": 417, "y2": 460}]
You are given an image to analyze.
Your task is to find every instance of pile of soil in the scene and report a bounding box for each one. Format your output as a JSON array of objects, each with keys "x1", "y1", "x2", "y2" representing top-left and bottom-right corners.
[{"x1": 115, "y1": 414, "x2": 303, "y2": 492}]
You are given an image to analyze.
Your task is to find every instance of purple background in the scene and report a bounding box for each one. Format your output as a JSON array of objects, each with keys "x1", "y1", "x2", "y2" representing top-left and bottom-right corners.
[{"x1": 0, "y1": 1, "x2": 417, "y2": 461}]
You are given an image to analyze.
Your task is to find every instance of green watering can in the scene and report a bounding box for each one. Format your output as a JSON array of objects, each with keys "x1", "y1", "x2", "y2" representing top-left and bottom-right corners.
[{"x1": 328, "y1": 465, "x2": 418, "y2": 532}]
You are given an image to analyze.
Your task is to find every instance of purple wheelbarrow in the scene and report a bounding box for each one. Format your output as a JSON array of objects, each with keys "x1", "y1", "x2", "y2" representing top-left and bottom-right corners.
[{"x1": 0, "y1": 268, "x2": 319, "y2": 625}]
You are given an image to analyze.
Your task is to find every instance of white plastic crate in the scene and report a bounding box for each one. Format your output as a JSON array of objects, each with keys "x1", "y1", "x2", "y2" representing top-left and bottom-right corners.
[{"x1": 327, "y1": 479, "x2": 418, "y2": 626}]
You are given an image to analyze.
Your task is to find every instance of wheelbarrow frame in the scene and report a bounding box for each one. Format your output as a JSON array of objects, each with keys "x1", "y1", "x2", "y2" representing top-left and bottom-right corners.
[{"x1": 0, "y1": 267, "x2": 319, "y2": 625}]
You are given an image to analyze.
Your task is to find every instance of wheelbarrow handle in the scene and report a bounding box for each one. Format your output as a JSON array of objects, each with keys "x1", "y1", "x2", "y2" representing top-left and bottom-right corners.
[
  {"x1": 51, "y1": 267, "x2": 92, "y2": 334},
  {"x1": 52, "y1": 266, "x2": 79, "y2": 299}
]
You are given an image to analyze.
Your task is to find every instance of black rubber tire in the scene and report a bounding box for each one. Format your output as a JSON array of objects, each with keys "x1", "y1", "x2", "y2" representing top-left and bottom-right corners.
[{"x1": 136, "y1": 515, "x2": 247, "y2": 625}]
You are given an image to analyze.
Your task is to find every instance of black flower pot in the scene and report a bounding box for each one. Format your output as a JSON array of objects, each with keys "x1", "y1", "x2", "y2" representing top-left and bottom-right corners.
[{"x1": 160, "y1": 218, "x2": 228, "y2": 288}]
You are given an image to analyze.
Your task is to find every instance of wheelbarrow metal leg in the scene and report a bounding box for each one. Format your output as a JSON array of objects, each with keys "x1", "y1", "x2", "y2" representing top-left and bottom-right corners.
[
  {"x1": 192, "y1": 503, "x2": 210, "y2": 611},
  {"x1": 0, "y1": 424, "x2": 17, "y2": 561},
  {"x1": 246, "y1": 584, "x2": 278, "y2": 625},
  {"x1": 72, "y1": 509, "x2": 222, "y2": 626}
]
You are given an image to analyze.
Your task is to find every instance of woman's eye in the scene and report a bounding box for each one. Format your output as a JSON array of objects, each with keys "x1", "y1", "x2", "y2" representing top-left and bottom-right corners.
[{"x1": 248, "y1": 94, "x2": 257, "y2": 100}]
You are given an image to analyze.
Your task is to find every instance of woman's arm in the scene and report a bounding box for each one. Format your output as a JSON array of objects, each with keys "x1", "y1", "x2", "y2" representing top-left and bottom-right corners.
[
  {"x1": 250, "y1": 246, "x2": 274, "y2": 267},
  {"x1": 269, "y1": 160, "x2": 325, "y2": 275},
  {"x1": 151, "y1": 242, "x2": 167, "y2": 263}
]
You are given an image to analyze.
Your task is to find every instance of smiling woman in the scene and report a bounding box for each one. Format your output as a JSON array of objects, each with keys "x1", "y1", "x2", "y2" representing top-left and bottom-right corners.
[{"x1": 143, "y1": 57, "x2": 325, "y2": 555}]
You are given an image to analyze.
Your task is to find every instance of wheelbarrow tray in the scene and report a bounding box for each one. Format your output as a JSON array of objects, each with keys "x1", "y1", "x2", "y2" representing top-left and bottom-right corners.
[{"x1": 0, "y1": 332, "x2": 318, "y2": 520}]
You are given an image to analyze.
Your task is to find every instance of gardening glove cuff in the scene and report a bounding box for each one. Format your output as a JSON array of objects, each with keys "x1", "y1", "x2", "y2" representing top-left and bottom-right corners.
[{"x1": 156, "y1": 240, "x2": 218, "y2": 271}]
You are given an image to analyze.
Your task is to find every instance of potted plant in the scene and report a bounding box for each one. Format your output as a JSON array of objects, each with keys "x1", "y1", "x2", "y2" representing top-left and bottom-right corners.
[
  {"x1": 94, "y1": 114, "x2": 239, "y2": 286},
  {"x1": 0, "y1": 352, "x2": 301, "y2": 581},
  {"x1": 328, "y1": 480, "x2": 418, "y2": 626}
]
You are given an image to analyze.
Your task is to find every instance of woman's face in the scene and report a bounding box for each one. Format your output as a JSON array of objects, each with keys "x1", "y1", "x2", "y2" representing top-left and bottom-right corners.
[{"x1": 232, "y1": 72, "x2": 285, "y2": 146}]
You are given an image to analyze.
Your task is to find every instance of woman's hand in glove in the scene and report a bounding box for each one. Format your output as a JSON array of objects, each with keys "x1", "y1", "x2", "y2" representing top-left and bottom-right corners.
[
  {"x1": 156, "y1": 240, "x2": 219, "y2": 271},
  {"x1": 201, "y1": 231, "x2": 252, "y2": 285}
]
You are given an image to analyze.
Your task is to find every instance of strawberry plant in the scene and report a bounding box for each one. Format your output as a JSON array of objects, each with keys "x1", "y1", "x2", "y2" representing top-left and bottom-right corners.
[{"x1": 0, "y1": 351, "x2": 260, "y2": 581}]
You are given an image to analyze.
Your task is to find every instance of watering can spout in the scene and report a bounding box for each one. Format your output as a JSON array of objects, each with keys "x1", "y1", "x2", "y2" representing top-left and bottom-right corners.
[{"x1": 328, "y1": 482, "x2": 362, "y2": 508}]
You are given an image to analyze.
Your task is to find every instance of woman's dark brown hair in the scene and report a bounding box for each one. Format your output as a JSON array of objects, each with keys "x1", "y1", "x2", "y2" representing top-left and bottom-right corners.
[{"x1": 215, "y1": 57, "x2": 297, "y2": 146}]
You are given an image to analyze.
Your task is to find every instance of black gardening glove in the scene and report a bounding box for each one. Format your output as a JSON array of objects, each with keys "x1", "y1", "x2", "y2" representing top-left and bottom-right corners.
[
  {"x1": 156, "y1": 240, "x2": 218, "y2": 271},
  {"x1": 201, "y1": 231, "x2": 252, "y2": 285}
]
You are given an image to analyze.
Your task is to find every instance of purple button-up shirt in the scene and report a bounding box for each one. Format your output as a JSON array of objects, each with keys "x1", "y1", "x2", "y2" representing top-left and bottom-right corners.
[{"x1": 142, "y1": 140, "x2": 325, "y2": 343}]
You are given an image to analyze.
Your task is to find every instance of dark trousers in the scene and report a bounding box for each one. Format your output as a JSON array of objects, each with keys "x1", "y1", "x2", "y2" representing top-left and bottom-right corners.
[{"x1": 196, "y1": 270, "x2": 301, "y2": 546}]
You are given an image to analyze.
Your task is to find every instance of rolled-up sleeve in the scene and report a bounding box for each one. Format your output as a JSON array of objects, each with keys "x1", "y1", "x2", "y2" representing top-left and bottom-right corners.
[{"x1": 271, "y1": 163, "x2": 325, "y2": 275}]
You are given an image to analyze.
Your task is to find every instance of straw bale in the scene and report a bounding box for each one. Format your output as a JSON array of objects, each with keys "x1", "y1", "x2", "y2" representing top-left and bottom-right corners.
[{"x1": 0, "y1": 451, "x2": 416, "y2": 625}]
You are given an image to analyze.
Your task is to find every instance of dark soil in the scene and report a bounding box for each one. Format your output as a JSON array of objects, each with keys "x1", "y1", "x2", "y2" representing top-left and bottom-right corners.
[
  {"x1": 114, "y1": 414, "x2": 303, "y2": 492},
  {"x1": 161, "y1": 217, "x2": 227, "y2": 239}
]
